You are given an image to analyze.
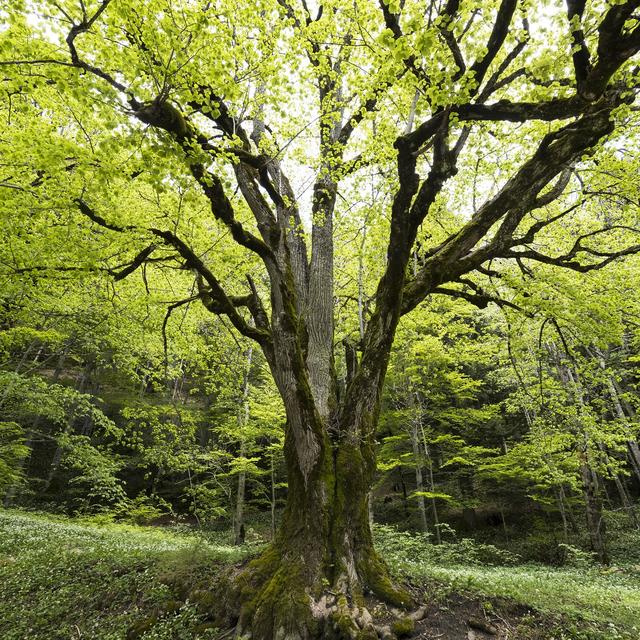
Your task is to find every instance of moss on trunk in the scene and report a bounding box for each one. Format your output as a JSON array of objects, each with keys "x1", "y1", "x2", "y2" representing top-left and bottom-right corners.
[{"x1": 218, "y1": 432, "x2": 413, "y2": 639}]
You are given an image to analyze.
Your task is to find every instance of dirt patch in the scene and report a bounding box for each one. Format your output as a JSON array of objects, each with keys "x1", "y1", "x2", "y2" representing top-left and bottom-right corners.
[
  {"x1": 401, "y1": 590, "x2": 587, "y2": 639},
  {"x1": 412, "y1": 593, "x2": 521, "y2": 639}
]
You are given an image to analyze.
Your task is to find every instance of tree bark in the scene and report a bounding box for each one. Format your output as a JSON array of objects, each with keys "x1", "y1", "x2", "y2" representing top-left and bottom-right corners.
[{"x1": 224, "y1": 418, "x2": 413, "y2": 640}]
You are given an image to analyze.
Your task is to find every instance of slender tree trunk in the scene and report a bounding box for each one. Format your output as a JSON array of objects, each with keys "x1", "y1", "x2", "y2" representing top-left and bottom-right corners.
[
  {"x1": 399, "y1": 469, "x2": 410, "y2": 519},
  {"x1": 555, "y1": 487, "x2": 569, "y2": 543},
  {"x1": 420, "y1": 425, "x2": 441, "y2": 544},
  {"x1": 270, "y1": 449, "x2": 276, "y2": 542},
  {"x1": 594, "y1": 352, "x2": 640, "y2": 478},
  {"x1": 234, "y1": 346, "x2": 253, "y2": 546},
  {"x1": 410, "y1": 417, "x2": 429, "y2": 534},
  {"x1": 552, "y1": 349, "x2": 608, "y2": 563},
  {"x1": 628, "y1": 440, "x2": 640, "y2": 483},
  {"x1": 499, "y1": 505, "x2": 509, "y2": 543},
  {"x1": 579, "y1": 453, "x2": 608, "y2": 564},
  {"x1": 596, "y1": 441, "x2": 639, "y2": 528},
  {"x1": 598, "y1": 359, "x2": 640, "y2": 484},
  {"x1": 559, "y1": 484, "x2": 580, "y2": 534},
  {"x1": 459, "y1": 472, "x2": 477, "y2": 531},
  {"x1": 234, "y1": 440, "x2": 247, "y2": 545}
]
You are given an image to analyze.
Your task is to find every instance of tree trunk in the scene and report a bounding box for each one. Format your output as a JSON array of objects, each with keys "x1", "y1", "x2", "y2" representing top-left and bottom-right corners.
[
  {"x1": 596, "y1": 441, "x2": 639, "y2": 529},
  {"x1": 420, "y1": 426, "x2": 441, "y2": 545},
  {"x1": 596, "y1": 353, "x2": 640, "y2": 484},
  {"x1": 555, "y1": 487, "x2": 569, "y2": 543},
  {"x1": 628, "y1": 440, "x2": 640, "y2": 484},
  {"x1": 224, "y1": 424, "x2": 413, "y2": 640},
  {"x1": 410, "y1": 419, "x2": 429, "y2": 534},
  {"x1": 558, "y1": 484, "x2": 580, "y2": 535},
  {"x1": 459, "y1": 472, "x2": 477, "y2": 531},
  {"x1": 234, "y1": 442, "x2": 247, "y2": 546},
  {"x1": 579, "y1": 454, "x2": 608, "y2": 564},
  {"x1": 234, "y1": 345, "x2": 253, "y2": 546},
  {"x1": 270, "y1": 450, "x2": 277, "y2": 541},
  {"x1": 553, "y1": 351, "x2": 609, "y2": 563}
]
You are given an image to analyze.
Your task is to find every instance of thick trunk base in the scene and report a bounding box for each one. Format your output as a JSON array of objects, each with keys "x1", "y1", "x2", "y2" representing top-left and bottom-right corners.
[{"x1": 214, "y1": 540, "x2": 416, "y2": 640}]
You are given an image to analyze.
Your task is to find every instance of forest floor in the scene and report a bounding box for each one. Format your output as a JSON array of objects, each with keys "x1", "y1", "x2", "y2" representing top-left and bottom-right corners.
[{"x1": 1, "y1": 509, "x2": 639, "y2": 640}]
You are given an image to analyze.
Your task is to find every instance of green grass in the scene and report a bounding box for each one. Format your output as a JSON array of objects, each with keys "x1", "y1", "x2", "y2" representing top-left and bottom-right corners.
[
  {"x1": 409, "y1": 563, "x2": 640, "y2": 638},
  {"x1": 0, "y1": 509, "x2": 248, "y2": 640},
  {"x1": 373, "y1": 523, "x2": 640, "y2": 638},
  {"x1": 2, "y1": 509, "x2": 640, "y2": 639}
]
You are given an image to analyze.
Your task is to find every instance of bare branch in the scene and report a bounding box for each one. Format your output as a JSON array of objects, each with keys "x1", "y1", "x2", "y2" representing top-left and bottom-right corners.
[
  {"x1": 469, "y1": 0, "x2": 519, "y2": 91},
  {"x1": 112, "y1": 245, "x2": 157, "y2": 281},
  {"x1": 581, "y1": 0, "x2": 640, "y2": 100},
  {"x1": 503, "y1": 241, "x2": 640, "y2": 273},
  {"x1": 62, "y1": 0, "x2": 141, "y2": 106},
  {"x1": 438, "y1": 0, "x2": 465, "y2": 79},
  {"x1": 432, "y1": 285, "x2": 522, "y2": 311}
]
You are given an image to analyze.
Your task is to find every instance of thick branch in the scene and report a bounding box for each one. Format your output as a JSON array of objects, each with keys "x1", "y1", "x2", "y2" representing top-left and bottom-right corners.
[
  {"x1": 469, "y1": 0, "x2": 518, "y2": 91},
  {"x1": 112, "y1": 244, "x2": 157, "y2": 281},
  {"x1": 565, "y1": 0, "x2": 592, "y2": 92},
  {"x1": 401, "y1": 98, "x2": 625, "y2": 314},
  {"x1": 150, "y1": 227, "x2": 271, "y2": 344},
  {"x1": 581, "y1": 0, "x2": 640, "y2": 100}
]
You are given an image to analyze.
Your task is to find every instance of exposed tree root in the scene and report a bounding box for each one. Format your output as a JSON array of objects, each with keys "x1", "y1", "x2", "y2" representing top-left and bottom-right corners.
[{"x1": 208, "y1": 545, "x2": 425, "y2": 640}]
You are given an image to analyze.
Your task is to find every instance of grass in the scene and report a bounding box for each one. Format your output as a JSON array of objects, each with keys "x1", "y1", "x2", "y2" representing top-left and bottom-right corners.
[
  {"x1": 409, "y1": 564, "x2": 640, "y2": 638},
  {"x1": 0, "y1": 509, "x2": 248, "y2": 640},
  {"x1": 374, "y1": 525, "x2": 640, "y2": 639},
  {"x1": 1, "y1": 509, "x2": 639, "y2": 639}
]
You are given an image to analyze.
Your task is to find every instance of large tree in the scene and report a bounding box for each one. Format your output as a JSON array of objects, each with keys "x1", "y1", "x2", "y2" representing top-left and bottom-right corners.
[{"x1": 3, "y1": 0, "x2": 640, "y2": 637}]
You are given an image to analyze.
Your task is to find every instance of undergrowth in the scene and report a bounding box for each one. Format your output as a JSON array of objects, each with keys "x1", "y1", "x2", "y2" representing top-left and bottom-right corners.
[
  {"x1": 373, "y1": 524, "x2": 640, "y2": 639},
  {"x1": 2, "y1": 510, "x2": 639, "y2": 639}
]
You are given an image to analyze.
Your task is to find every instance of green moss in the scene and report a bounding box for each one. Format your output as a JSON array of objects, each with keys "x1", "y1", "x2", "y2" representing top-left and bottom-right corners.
[
  {"x1": 160, "y1": 599, "x2": 182, "y2": 614},
  {"x1": 234, "y1": 546, "x2": 323, "y2": 640},
  {"x1": 189, "y1": 589, "x2": 217, "y2": 613},
  {"x1": 331, "y1": 611, "x2": 359, "y2": 639},
  {"x1": 390, "y1": 616, "x2": 415, "y2": 637},
  {"x1": 360, "y1": 551, "x2": 414, "y2": 609},
  {"x1": 125, "y1": 615, "x2": 158, "y2": 639},
  {"x1": 356, "y1": 626, "x2": 379, "y2": 640}
]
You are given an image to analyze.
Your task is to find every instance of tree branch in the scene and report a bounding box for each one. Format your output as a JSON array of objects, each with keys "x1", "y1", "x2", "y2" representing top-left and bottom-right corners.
[
  {"x1": 468, "y1": 0, "x2": 519, "y2": 91},
  {"x1": 401, "y1": 95, "x2": 628, "y2": 314},
  {"x1": 75, "y1": 198, "x2": 270, "y2": 345},
  {"x1": 565, "y1": 0, "x2": 592, "y2": 92},
  {"x1": 432, "y1": 285, "x2": 522, "y2": 311},
  {"x1": 581, "y1": 0, "x2": 640, "y2": 100}
]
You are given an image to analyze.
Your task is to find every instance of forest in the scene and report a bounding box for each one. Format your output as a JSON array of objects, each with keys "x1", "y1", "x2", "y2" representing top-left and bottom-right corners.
[{"x1": 1, "y1": 0, "x2": 640, "y2": 639}]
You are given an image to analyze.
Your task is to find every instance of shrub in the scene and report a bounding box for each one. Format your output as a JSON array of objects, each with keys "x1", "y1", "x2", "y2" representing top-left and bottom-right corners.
[{"x1": 373, "y1": 523, "x2": 520, "y2": 568}]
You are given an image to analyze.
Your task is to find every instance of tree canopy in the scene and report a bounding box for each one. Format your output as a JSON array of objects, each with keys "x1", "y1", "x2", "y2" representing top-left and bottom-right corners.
[{"x1": 2, "y1": 0, "x2": 640, "y2": 638}]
